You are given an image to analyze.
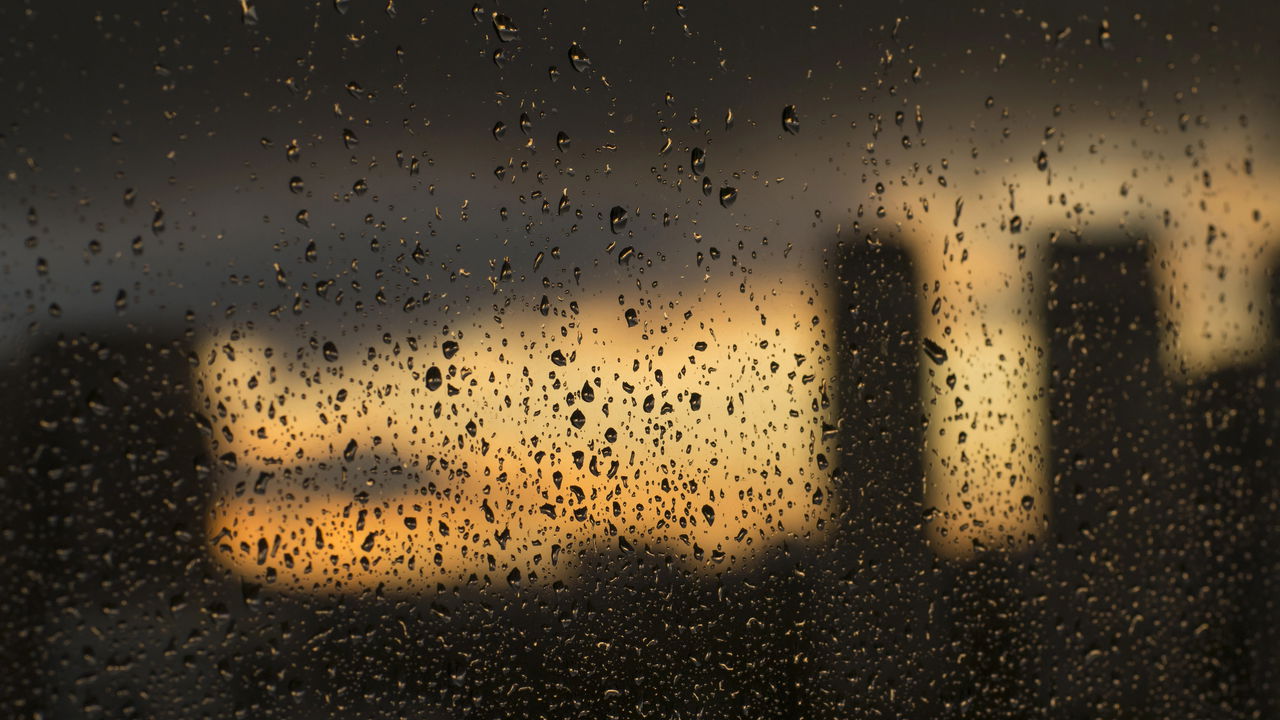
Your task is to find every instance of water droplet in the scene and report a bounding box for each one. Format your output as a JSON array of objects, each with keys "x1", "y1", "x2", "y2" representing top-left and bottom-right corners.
[
  {"x1": 782, "y1": 104, "x2": 800, "y2": 134},
  {"x1": 568, "y1": 43, "x2": 591, "y2": 72},
  {"x1": 922, "y1": 338, "x2": 948, "y2": 365},
  {"x1": 442, "y1": 340, "x2": 459, "y2": 359},
  {"x1": 609, "y1": 206, "x2": 628, "y2": 234},
  {"x1": 570, "y1": 409, "x2": 586, "y2": 429},
  {"x1": 322, "y1": 341, "x2": 339, "y2": 361},
  {"x1": 239, "y1": 0, "x2": 258, "y2": 25},
  {"x1": 425, "y1": 366, "x2": 443, "y2": 391},
  {"x1": 491, "y1": 12, "x2": 519, "y2": 42},
  {"x1": 701, "y1": 504, "x2": 715, "y2": 525},
  {"x1": 1036, "y1": 150, "x2": 1049, "y2": 171},
  {"x1": 690, "y1": 147, "x2": 706, "y2": 175},
  {"x1": 556, "y1": 131, "x2": 571, "y2": 151},
  {"x1": 718, "y1": 186, "x2": 737, "y2": 207}
]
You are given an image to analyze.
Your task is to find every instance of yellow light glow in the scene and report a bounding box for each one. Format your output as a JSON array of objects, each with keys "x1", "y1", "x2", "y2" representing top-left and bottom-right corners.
[{"x1": 195, "y1": 283, "x2": 839, "y2": 593}]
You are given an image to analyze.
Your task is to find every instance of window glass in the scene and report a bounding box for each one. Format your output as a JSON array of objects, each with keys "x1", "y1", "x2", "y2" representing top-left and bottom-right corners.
[{"x1": 2, "y1": 2, "x2": 1277, "y2": 717}]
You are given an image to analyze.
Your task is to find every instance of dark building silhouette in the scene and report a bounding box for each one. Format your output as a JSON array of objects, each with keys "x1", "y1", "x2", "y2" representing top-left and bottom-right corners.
[{"x1": 1043, "y1": 238, "x2": 1280, "y2": 717}]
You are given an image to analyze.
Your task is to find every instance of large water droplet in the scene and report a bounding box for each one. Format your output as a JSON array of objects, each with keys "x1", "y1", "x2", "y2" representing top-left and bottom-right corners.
[
  {"x1": 690, "y1": 147, "x2": 706, "y2": 175},
  {"x1": 425, "y1": 366, "x2": 443, "y2": 390},
  {"x1": 782, "y1": 105, "x2": 800, "y2": 134},
  {"x1": 718, "y1": 186, "x2": 737, "y2": 207},
  {"x1": 568, "y1": 43, "x2": 591, "y2": 72},
  {"x1": 922, "y1": 338, "x2": 948, "y2": 365},
  {"x1": 491, "y1": 12, "x2": 519, "y2": 42},
  {"x1": 609, "y1": 206, "x2": 628, "y2": 233}
]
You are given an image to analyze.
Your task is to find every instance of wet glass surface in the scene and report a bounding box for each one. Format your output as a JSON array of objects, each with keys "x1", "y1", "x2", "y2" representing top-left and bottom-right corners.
[{"x1": 1, "y1": 2, "x2": 1278, "y2": 717}]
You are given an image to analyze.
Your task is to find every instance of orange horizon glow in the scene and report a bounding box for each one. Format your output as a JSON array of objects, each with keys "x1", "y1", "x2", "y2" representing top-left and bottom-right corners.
[{"x1": 195, "y1": 282, "x2": 841, "y2": 593}]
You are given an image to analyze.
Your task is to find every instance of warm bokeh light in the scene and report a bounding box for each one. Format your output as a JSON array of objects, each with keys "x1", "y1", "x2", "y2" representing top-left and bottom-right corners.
[
  {"x1": 884, "y1": 126, "x2": 1277, "y2": 559},
  {"x1": 195, "y1": 281, "x2": 839, "y2": 593}
]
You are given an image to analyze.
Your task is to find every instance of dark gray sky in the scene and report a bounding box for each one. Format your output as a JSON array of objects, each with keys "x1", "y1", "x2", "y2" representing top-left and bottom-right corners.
[{"x1": 2, "y1": 0, "x2": 1276, "y2": 357}]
